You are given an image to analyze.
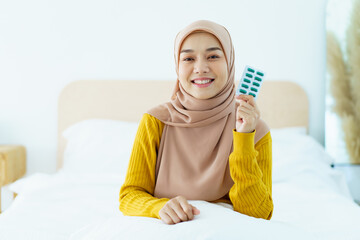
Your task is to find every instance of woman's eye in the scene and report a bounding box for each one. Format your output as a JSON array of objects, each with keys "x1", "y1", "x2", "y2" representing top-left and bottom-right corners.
[
  {"x1": 183, "y1": 57, "x2": 193, "y2": 61},
  {"x1": 209, "y1": 55, "x2": 219, "y2": 59}
]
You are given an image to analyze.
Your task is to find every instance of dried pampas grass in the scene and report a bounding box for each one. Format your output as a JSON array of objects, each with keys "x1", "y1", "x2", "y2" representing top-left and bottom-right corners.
[{"x1": 327, "y1": 0, "x2": 360, "y2": 163}]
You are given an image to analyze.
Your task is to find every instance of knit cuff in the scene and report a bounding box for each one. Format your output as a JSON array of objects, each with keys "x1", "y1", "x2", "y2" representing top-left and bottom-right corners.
[
  {"x1": 232, "y1": 128, "x2": 256, "y2": 155},
  {"x1": 152, "y1": 198, "x2": 170, "y2": 219}
]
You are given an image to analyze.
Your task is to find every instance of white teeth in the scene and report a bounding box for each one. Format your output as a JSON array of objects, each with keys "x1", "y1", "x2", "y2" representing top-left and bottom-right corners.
[{"x1": 193, "y1": 79, "x2": 213, "y2": 84}]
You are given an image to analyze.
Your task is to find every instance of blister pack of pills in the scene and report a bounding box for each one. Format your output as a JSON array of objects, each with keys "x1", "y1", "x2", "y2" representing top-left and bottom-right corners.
[{"x1": 236, "y1": 65, "x2": 265, "y2": 100}]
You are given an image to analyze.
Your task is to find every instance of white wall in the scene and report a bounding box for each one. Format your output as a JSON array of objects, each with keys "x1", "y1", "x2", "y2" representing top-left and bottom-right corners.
[{"x1": 0, "y1": 0, "x2": 327, "y2": 175}]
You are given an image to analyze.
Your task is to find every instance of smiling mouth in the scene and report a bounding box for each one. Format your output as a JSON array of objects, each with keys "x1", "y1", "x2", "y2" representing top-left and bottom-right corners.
[
  {"x1": 191, "y1": 79, "x2": 215, "y2": 84},
  {"x1": 191, "y1": 79, "x2": 215, "y2": 88}
]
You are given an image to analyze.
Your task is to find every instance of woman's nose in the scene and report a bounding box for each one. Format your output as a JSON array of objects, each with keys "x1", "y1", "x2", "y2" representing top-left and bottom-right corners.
[{"x1": 193, "y1": 59, "x2": 209, "y2": 73}]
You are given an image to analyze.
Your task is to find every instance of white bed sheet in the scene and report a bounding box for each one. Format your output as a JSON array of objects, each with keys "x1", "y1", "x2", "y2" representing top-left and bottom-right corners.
[
  {"x1": 0, "y1": 133, "x2": 360, "y2": 240},
  {"x1": 0, "y1": 172, "x2": 124, "y2": 240}
]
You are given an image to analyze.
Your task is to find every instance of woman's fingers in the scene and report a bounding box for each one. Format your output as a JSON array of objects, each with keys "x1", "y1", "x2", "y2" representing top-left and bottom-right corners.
[
  {"x1": 236, "y1": 95, "x2": 258, "y2": 110},
  {"x1": 177, "y1": 197, "x2": 194, "y2": 220},
  {"x1": 166, "y1": 205, "x2": 182, "y2": 223},
  {"x1": 170, "y1": 199, "x2": 189, "y2": 221},
  {"x1": 236, "y1": 94, "x2": 253, "y2": 103},
  {"x1": 237, "y1": 106, "x2": 252, "y2": 115},
  {"x1": 235, "y1": 94, "x2": 261, "y2": 133},
  {"x1": 191, "y1": 205, "x2": 200, "y2": 215},
  {"x1": 244, "y1": 95, "x2": 261, "y2": 117},
  {"x1": 161, "y1": 212, "x2": 174, "y2": 225},
  {"x1": 237, "y1": 110, "x2": 252, "y2": 122},
  {"x1": 236, "y1": 96, "x2": 260, "y2": 119},
  {"x1": 236, "y1": 99, "x2": 255, "y2": 110},
  {"x1": 238, "y1": 107, "x2": 259, "y2": 120},
  {"x1": 159, "y1": 196, "x2": 200, "y2": 225}
]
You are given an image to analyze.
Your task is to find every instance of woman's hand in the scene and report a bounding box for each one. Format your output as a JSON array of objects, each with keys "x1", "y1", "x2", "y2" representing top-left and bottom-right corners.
[
  {"x1": 159, "y1": 196, "x2": 200, "y2": 225},
  {"x1": 235, "y1": 95, "x2": 260, "y2": 133}
]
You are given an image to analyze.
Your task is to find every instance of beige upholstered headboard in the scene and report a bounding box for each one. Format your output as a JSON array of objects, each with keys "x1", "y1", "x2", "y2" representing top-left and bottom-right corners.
[{"x1": 57, "y1": 80, "x2": 308, "y2": 170}]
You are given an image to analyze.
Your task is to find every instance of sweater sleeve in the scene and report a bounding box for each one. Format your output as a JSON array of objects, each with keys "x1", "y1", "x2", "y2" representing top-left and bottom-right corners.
[
  {"x1": 119, "y1": 113, "x2": 169, "y2": 219},
  {"x1": 228, "y1": 128, "x2": 273, "y2": 220}
]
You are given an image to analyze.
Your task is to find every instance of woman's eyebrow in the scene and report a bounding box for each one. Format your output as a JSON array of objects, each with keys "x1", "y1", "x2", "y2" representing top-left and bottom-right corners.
[{"x1": 180, "y1": 47, "x2": 222, "y2": 54}]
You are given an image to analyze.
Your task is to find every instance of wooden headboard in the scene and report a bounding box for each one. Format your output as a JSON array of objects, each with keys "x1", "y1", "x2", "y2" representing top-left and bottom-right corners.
[{"x1": 57, "y1": 80, "x2": 308, "y2": 170}]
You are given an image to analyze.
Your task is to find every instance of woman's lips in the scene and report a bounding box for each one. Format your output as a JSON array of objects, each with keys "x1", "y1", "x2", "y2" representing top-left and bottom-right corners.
[{"x1": 192, "y1": 79, "x2": 214, "y2": 88}]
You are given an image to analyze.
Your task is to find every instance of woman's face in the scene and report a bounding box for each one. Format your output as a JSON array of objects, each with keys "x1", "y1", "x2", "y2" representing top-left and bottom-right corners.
[{"x1": 178, "y1": 32, "x2": 228, "y2": 100}]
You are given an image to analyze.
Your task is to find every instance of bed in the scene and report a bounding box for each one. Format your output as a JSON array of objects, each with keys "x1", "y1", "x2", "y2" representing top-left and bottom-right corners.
[{"x1": 0, "y1": 80, "x2": 360, "y2": 240}]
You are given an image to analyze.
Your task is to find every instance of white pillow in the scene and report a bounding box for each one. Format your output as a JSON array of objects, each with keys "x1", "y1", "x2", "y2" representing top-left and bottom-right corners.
[
  {"x1": 62, "y1": 119, "x2": 139, "y2": 175},
  {"x1": 270, "y1": 127, "x2": 334, "y2": 182},
  {"x1": 269, "y1": 126, "x2": 307, "y2": 138}
]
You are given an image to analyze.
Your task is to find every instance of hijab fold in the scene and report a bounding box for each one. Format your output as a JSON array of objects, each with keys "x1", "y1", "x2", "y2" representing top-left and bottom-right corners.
[{"x1": 146, "y1": 20, "x2": 269, "y2": 201}]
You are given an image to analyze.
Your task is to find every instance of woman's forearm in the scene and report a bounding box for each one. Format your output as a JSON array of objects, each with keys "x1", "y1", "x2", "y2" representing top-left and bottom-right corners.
[
  {"x1": 228, "y1": 129, "x2": 273, "y2": 220},
  {"x1": 119, "y1": 185, "x2": 169, "y2": 219}
]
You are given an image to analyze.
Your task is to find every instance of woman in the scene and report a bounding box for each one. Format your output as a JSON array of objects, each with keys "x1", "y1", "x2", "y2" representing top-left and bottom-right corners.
[{"x1": 119, "y1": 19, "x2": 273, "y2": 225}]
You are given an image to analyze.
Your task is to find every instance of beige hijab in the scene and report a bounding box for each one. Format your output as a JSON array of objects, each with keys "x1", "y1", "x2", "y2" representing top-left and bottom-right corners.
[{"x1": 146, "y1": 20, "x2": 269, "y2": 201}]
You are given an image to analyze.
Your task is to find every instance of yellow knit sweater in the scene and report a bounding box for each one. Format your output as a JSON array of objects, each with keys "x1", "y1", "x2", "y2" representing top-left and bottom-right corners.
[{"x1": 119, "y1": 113, "x2": 273, "y2": 220}]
